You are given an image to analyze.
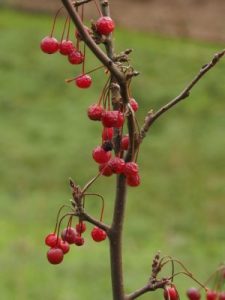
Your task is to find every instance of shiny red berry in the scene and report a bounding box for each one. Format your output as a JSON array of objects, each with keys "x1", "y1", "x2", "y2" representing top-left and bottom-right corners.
[
  {"x1": 164, "y1": 287, "x2": 179, "y2": 300},
  {"x1": 68, "y1": 50, "x2": 84, "y2": 64},
  {"x1": 59, "y1": 40, "x2": 74, "y2": 55},
  {"x1": 92, "y1": 146, "x2": 111, "y2": 164},
  {"x1": 74, "y1": 235, "x2": 85, "y2": 246},
  {"x1": 129, "y1": 98, "x2": 139, "y2": 111},
  {"x1": 61, "y1": 227, "x2": 77, "y2": 244},
  {"x1": 219, "y1": 292, "x2": 225, "y2": 300},
  {"x1": 87, "y1": 104, "x2": 104, "y2": 121},
  {"x1": 45, "y1": 233, "x2": 58, "y2": 247},
  {"x1": 108, "y1": 157, "x2": 125, "y2": 174},
  {"x1": 102, "y1": 127, "x2": 114, "y2": 141},
  {"x1": 102, "y1": 111, "x2": 124, "y2": 128},
  {"x1": 206, "y1": 291, "x2": 217, "y2": 300},
  {"x1": 126, "y1": 174, "x2": 140, "y2": 187},
  {"x1": 40, "y1": 36, "x2": 59, "y2": 54},
  {"x1": 121, "y1": 135, "x2": 129, "y2": 151},
  {"x1": 124, "y1": 162, "x2": 139, "y2": 177},
  {"x1": 186, "y1": 288, "x2": 201, "y2": 300},
  {"x1": 59, "y1": 240, "x2": 70, "y2": 254},
  {"x1": 76, "y1": 74, "x2": 92, "y2": 89},
  {"x1": 99, "y1": 163, "x2": 113, "y2": 177},
  {"x1": 75, "y1": 222, "x2": 86, "y2": 234},
  {"x1": 96, "y1": 16, "x2": 115, "y2": 35},
  {"x1": 91, "y1": 227, "x2": 107, "y2": 242},
  {"x1": 47, "y1": 247, "x2": 64, "y2": 264}
]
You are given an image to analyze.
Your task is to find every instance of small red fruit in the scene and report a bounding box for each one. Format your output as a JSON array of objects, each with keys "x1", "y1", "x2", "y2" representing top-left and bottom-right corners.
[
  {"x1": 75, "y1": 222, "x2": 86, "y2": 234},
  {"x1": 96, "y1": 16, "x2": 115, "y2": 35},
  {"x1": 126, "y1": 174, "x2": 140, "y2": 187},
  {"x1": 76, "y1": 74, "x2": 92, "y2": 89},
  {"x1": 129, "y1": 98, "x2": 139, "y2": 111},
  {"x1": 59, "y1": 240, "x2": 70, "y2": 254},
  {"x1": 59, "y1": 40, "x2": 74, "y2": 55},
  {"x1": 206, "y1": 291, "x2": 217, "y2": 300},
  {"x1": 87, "y1": 104, "x2": 104, "y2": 121},
  {"x1": 99, "y1": 163, "x2": 113, "y2": 176},
  {"x1": 124, "y1": 162, "x2": 139, "y2": 177},
  {"x1": 108, "y1": 157, "x2": 125, "y2": 174},
  {"x1": 186, "y1": 288, "x2": 201, "y2": 300},
  {"x1": 102, "y1": 111, "x2": 124, "y2": 128},
  {"x1": 164, "y1": 287, "x2": 179, "y2": 300},
  {"x1": 68, "y1": 50, "x2": 84, "y2": 64},
  {"x1": 61, "y1": 227, "x2": 77, "y2": 244},
  {"x1": 74, "y1": 235, "x2": 85, "y2": 246},
  {"x1": 219, "y1": 292, "x2": 225, "y2": 300},
  {"x1": 92, "y1": 146, "x2": 111, "y2": 164},
  {"x1": 121, "y1": 135, "x2": 129, "y2": 151},
  {"x1": 102, "y1": 127, "x2": 113, "y2": 141},
  {"x1": 40, "y1": 36, "x2": 59, "y2": 54},
  {"x1": 45, "y1": 233, "x2": 58, "y2": 247},
  {"x1": 91, "y1": 227, "x2": 107, "y2": 242},
  {"x1": 47, "y1": 247, "x2": 64, "y2": 264}
]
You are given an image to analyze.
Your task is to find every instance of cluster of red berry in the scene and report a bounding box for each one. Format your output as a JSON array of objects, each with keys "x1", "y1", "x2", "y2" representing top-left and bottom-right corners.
[
  {"x1": 88, "y1": 97, "x2": 140, "y2": 187},
  {"x1": 40, "y1": 5, "x2": 115, "y2": 89},
  {"x1": 45, "y1": 222, "x2": 107, "y2": 264}
]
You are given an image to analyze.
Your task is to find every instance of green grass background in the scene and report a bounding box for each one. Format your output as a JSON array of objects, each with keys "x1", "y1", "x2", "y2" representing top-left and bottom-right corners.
[{"x1": 0, "y1": 8, "x2": 225, "y2": 300}]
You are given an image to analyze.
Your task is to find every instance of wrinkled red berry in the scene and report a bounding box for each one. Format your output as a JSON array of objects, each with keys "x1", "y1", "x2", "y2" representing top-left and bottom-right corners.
[
  {"x1": 87, "y1": 104, "x2": 104, "y2": 121},
  {"x1": 91, "y1": 227, "x2": 107, "y2": 242},
  {"x1": 92, "y1": 146, "x2": 111, "y2": 164},
  {"x1": 40, "y1": 36, "x2": 59, "y2": 54},
  {"x1": 108, "y1": 157, "x2": 125, "y2": 174},
  {"x1": 121, "y1": 135, "x2": 129, "y2": 151},
  {"x1": 68, "y1": 50, "x2": 84, "y2": 64},
  {"x1": 102, "y1": 111, "x2": 124, "y2": 128},
  {"x1": 99, "y1": 163, "x2": 114, "y2": 176},
  {"x1": 59, "y1": 240, "x2": 70, "y2": 254},
  {"x1": 59, "y1": 40, "x2": 74, "y2": 55},
  {"x1": 129, "y1": 98, "x2": 139, "y2": 111},
  {"x1": 61, "y1": 227, "x2": 77, "y2": 244},
  {"x1": 102, "y1": 127, "x2": 114, "y2": 141},
  {"x1": 76, "y1": 74, "x2": 92, "y2": 89},
  {"x1": 74, "y1": 235, "x2": 85, "y2": 246},
  {"x1": 206, "y1": 291, "x2": 217, "y2": 300},
  {"x1": 186, "y1": 288, "x2": 201, "y2": 300},
  {"x1": 47, "y1": 247, "x2": 64, "y2": 264},
  {"x1": 75, "y1": 222, "x2": 86, "y2": 234},
  {"x1": 124, "y1": 162, "x2": 139, "y2": 177},
  {"x1": 164, "y1": 287, "x2": 179, "y2": 300},
  {"x1": 126, "y1": 174, "x2": 140, "y2": 187},
  {"x1": 96, "y1": 16, "x2": 115, "y2": 35}
]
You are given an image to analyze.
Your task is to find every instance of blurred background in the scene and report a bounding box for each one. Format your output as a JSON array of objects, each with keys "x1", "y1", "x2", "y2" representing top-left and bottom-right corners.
[{"x1": 0, "y1": 1, "x2": 225, "y2": 300}]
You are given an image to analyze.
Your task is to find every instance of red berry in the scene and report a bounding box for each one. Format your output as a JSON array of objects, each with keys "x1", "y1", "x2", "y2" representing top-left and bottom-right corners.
[
  {"x1": 68, "y1": 50, "x2": 84, "y2": 64},
  {"x1": 75, "y1": 222, "x2": 86, "y2": 234},
  {"x1": 129, "y1": 98, "x2": 139, "y2": 111},
  {"x1": 91, "y1": 227, "x2": 107, "y2": 242},
  {"x1": 45, "y1": 233, "x2": 61, "y2": 247},
  {"x1": 186, "y1": 288, "x2": 201, "y2": 300},
  {"x1": 102, "y1": 111, "x2": 124, "y2": 128},
  {"x1": 59, "y1": 40, "x2": 74, "y2": 55},
  {"x1": 219, "y1": 292, "x2": 225, "y2": 300},
  {"x1": 92, "y1": 146, "x2": 111, "y2": 164},
  {"x1": 102, "y1": 127, "x2": 114, "y2": 141},
  {"x1": 164, "y1": 287, "x2": 179, "y2": 300},
  {"x1": 76, "y1": 74, "x2": 92, "y2": 89},
  {"x1": 74, "y1": 235, "x2": 85, "y2": 246},
  {"x1": 99, "y1": 163, "x2": 114, "y2": 177},
  {"x1": 87, "y1": 104, "x2": 104, "y2": 121},
  {"x1": 96, "y1": 16, "x2": 115, "y2": 35},
  {"x1": 121, "y1": 135, "x2": 129, "y2": 151},
  {"x1": 47, "y1": 247, "x2": 64, "y2": 264},
  {"x1": 206, "y1": 291, "x2": 217, "y2": 300},
  {"x1": 40, "y1": 36, "x2": 59, "y2": 54},
  {"x1": 61, "y1": 227, "x2": 77, "y2": 244},
  {"x1": 126, "y1": 174, "x2": 140, "y2": 187},
  {"x1": 59, "y1": 240, "x2": 70, "y2": 254},
  {"x1": 108, "y1": 157, "x2": 125, "y2": 174},
  {"x1": 124, "y1": 162, "x2": 139, "y2": 177}
]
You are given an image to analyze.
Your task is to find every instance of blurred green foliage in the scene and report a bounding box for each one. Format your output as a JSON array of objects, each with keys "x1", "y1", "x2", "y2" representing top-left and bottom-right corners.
[{"x1": 0, "y1": 8, "x2": 224, "y2": 300}]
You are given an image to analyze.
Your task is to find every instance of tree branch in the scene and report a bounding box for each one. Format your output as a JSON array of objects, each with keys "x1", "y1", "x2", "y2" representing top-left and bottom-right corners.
[
  {"x1": 72, "y1": 0, "x2": 92, "y2": 7},
  {"x1": 81, "y1": 211, "x2": 110, "y2": 232},
  {"x1": 140, "y1": 49, "x2": 225, "y2": 140}
]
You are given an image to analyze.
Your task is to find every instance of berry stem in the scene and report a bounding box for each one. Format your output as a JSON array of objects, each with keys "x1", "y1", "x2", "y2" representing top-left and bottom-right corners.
[
  {"x1": 53, "y1": 204, "x2": 73, "y2": 234},
  {"x1": 66, "y1": 17, "x2": 71, "y2": 40},
  {"x1": 82, "y1": 43, "x2": 86, "y2": 74},
  {"x1": 60, "y1": 16, "x2": 69, "y2": 42},
  {"x1": 65, "y1": 65, "x2": 105, "y2": 83},
  {"x1": 93, "y1": 0, "x2": 102, "y2": 16},
  {"x1": 50, "y1": 6, "x2": 64, "y2": 37},
  {"x1": 84, "y1": 193, "x2": 105, "y2": 222},
  {"x1": 81, "y1": 171, "x2": 103, "y2": 194}
]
